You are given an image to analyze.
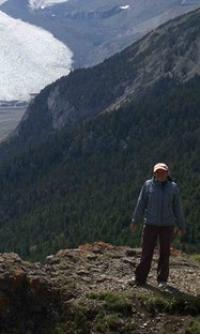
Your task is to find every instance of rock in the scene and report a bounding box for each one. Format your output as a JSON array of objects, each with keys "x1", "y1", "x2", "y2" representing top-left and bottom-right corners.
[
  {"x1": 11, "y1": 269, "x2": 27, "y2": 290},
  {"x1": 122, "y1": 257, "x2": 136, "y2": 266},
  {"x1": 125, "y1": 249, "x2": 138, "y2": 257},
  {"x1": 79, "y1": 241, "x2": 114, "y2": 254},
  {"x1": 96, "y1": 275, "x2": 107, "y2": 283},
  {"x1": 46, "y1": 255, "x2": 54, "y2": 261},
  {"x1": 85, "y1": 254, "x2": 98, "y2": 261},
  {"x1": 45, "y1": 256, "x2": 60, "y2": 265},
  {"x1": 76, "y1": 269, "x2": 90, "y2": 276},
  {"x1": 0, "y1": 242, "x2": 199, "y2": 333},
  {"x1": 0, "y1": 291, "x2": 10, "y2": 312},
  {"x1": 80, "y1": 276, "x2": 92, "y2": 283}
]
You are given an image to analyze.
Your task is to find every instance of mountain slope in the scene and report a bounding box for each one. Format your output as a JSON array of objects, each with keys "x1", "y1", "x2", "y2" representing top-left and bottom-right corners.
[
  {"x1": 0, "y1": 8, "x2": 200, "y2": 260},
  {"x1": 0, "y1": 77, "x2": 199, "y2": 260},
  {"x1": 1, "y1": 0, "x2": 200, "y2": 68},
  {"x1": 5, "y1": 6, "x2": 200, "y2": 151}
]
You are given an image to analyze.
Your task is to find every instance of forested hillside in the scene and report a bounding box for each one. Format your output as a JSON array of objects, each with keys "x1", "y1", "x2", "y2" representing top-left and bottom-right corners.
[{"x1": 0, "y1": 77, "x2": 199, "y2": 260}]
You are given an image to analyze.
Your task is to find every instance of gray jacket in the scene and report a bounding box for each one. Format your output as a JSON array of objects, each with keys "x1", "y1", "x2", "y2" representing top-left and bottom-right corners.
[{"x1": 132, "y1": 178, "x2": 186, "y2": 229}]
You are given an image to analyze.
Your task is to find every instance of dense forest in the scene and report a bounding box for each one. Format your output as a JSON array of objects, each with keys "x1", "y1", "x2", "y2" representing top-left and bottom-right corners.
[{"x1": 0, "y1": 77, "x2": 199, "y2": 261}]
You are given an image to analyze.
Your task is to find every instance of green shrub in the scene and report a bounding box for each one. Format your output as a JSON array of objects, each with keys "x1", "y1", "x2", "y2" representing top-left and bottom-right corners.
[
  {"x1": 139, "y1": 292, "x2": 200, "y2": 315},
  {"x1": 86, "y1": 291, "x2": 133, "y2": 315},
  {"x1": 185, "y1": 319, "x2": 200, "y2": 334}
]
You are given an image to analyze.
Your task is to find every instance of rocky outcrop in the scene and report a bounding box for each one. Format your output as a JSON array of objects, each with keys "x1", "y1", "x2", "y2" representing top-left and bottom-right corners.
[
  {"x1": 0, "y1": 242, "x2": 200, "y2": 333},
  {"x1": 47, "y1": 84, "x2": 77, "y2": 129},
  {"x1": 0, "y1": 252, "x2": 63, "y2": 333}
]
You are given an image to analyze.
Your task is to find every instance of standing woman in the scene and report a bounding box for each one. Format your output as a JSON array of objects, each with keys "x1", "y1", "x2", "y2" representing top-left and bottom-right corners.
[{"x1": 130, "y1": 162, "x2": 186, "y2": 288}]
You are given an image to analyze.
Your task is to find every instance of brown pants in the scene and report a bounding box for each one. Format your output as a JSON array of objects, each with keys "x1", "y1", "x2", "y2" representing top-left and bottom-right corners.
[{"x1": 135, "y1": 225, "x2": 174, "y2": 284}]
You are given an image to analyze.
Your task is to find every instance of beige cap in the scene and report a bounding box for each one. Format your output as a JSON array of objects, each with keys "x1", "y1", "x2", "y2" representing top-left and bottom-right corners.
[{"x1": 153, "y1": 162, "x2": 169, "y2": 173}]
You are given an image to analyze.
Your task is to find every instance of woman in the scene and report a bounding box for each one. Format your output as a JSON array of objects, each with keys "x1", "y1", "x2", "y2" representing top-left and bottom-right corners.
[{"x1": 130, "y1": 162, "x2": 186, "y2": 288}]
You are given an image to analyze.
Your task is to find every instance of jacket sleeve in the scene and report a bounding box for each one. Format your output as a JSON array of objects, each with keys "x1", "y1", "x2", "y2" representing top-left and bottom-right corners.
[
  {"x1": 173, "y1": 184, "x2": 186, "y2": 230},
  {"x1": 131, "y1": 182, "x2": 148, "y2": 225}
]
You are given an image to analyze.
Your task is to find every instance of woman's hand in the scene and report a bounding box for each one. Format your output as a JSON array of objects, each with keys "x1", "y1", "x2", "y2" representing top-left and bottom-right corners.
[
  {"x1": 179, "y1": 228, "x2": 186, "y2": 237},
  {"x1": 174, "y1": 228, "x2": 186, "y2": 238},
  {"x1": 130, "y1": 223, "x2": 137, "y2": 234}
]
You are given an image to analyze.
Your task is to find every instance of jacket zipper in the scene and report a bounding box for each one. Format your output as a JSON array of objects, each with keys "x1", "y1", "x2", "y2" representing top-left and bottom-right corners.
[{"x1": 160, "y1": 184, "x2": 164, "y2": 225}]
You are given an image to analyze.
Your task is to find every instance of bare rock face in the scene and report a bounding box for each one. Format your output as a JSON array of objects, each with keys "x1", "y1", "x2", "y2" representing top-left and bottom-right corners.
[
  {"x1": 47, "y1": 85, "x2": 77, "y2": 129},
  {"x1": 0, "y1": 242, "x2": 200, "y2": 333},
  {"x1": 0, "y1": 252, "x2": 62, "y2": 333}
]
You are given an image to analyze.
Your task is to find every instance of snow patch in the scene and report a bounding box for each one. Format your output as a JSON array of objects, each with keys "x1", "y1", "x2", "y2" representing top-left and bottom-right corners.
[
  {"x1": 120, "y1": 5, "x2": 130, "y2": 10},
  {"x1": 181, "y1": 0, "x2": 200, "y2": 4},
  {"x1": 0, "y1": 0, "x2": 8, "y2": 5},
  {"x1": 0, "y1": 10, "x2": 73, "y2": 101},
  {"x1": 29, "y1": 0, "x2": 70, "y2": 10}
]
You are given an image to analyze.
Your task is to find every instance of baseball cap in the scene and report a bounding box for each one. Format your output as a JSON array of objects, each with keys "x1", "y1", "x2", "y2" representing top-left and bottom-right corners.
[{"x1": 153, "y1": 162, "x2": 169, "y2": 173}]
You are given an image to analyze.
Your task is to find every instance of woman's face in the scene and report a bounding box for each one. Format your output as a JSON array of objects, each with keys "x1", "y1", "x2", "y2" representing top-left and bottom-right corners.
[{"x1": 154, "y1": 169, "x2": 168, "y2": 182}]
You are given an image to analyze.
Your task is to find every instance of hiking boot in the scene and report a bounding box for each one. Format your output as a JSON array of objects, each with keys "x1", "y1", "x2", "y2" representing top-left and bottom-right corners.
[
  {"x1": 128, "y1": 277, "x2": 146, "y2": 287},
  {"x1": 158, "y1": 281, "x2": 168, "y2": 289}
]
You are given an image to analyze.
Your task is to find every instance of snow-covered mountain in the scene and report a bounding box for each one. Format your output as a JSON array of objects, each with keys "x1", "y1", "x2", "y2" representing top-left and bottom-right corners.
[
  {"x1": 1, "y1": 0, "x2": 200, "y2": 101},
  {"x1": 0, "y1": 10, "x2": 73, "y2": 101},
  {"x1": 1, "y1": 0, "x2": 200, "y2": 70}
]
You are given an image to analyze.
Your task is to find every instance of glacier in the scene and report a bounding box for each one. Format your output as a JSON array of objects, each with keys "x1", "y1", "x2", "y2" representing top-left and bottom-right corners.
[{"x1": 0, "y1": 10, "x2": 73, "y2": 101}]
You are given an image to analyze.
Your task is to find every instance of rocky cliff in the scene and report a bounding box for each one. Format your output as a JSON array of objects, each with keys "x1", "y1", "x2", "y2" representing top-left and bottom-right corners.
[{"x1": 1, "y1": 242, "x2": 200, "y2": 333}]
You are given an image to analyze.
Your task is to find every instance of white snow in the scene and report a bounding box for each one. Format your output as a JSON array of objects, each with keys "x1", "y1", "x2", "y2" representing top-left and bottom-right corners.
[
  {"x1": 29, "y1": 0, "x2": 70, "y2": 10},
  {"x1": 0, "y1": 0, "x2": 8, "y2": 5},
  {"x1": 0, "y1": 0, "x2": 70, "y2": 9},
  {"x1": 181, "y1": 0, "x2": 200, "y2": 3},
  {"x1": 120, "y1": 5, "x2": 130, "y2": 10},
  {"x1": 0, "y1": 10, "x2": 73, "y2": 101}
]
